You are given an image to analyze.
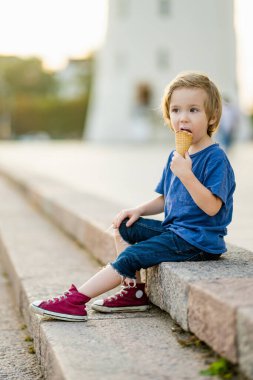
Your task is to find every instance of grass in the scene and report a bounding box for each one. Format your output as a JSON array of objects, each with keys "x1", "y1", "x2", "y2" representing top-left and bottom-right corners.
[
  {"x1": 200, "y1": 358, "x2": 237, "y2": 379},
  {"x1": 24, "y1": 335, "x2": 34, "y2": 342},
  {"x1": 28, "y1": 345, "x2": 36, "y2": 354},
  {"x1": 171, "y1": 323, "x2": 244, "y2": 379}
]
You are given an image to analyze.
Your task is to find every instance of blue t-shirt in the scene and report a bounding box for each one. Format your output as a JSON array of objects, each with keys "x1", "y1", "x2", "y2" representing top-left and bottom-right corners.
[{"x1": 155, "y1": 143, "x2": 236, "y2": 254}]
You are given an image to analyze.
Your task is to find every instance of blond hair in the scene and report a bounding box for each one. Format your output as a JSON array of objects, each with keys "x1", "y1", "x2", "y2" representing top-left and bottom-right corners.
[{"x1": 161, "y1": 72, "x2": 222, "y2": 136}]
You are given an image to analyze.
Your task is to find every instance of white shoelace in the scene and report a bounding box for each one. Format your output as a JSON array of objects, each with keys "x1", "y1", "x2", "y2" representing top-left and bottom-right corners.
[
  {"x1": 108, "y1": 283, "x2": 136, "y2": 301},
  {"x1": 46, "y1": 290, "x2": 72, "y2": 304}
]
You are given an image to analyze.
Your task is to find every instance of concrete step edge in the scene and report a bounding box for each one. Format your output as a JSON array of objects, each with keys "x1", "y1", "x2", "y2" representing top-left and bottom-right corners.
[
  {"x1": 0, "y1": 166, "x2": 253, "y2": 377},
  {"x1": 0, "y1": 176, "x2": 103, "y2": 379}
]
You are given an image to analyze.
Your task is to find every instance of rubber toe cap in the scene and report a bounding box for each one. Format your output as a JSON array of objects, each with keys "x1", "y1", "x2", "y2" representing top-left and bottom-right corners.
[
  {"x1": 92, "y1": 299, "x2": 104, "y2": 306},
  {"x1": 31, "y1": 300, "x2": 43, "y2": 307}
]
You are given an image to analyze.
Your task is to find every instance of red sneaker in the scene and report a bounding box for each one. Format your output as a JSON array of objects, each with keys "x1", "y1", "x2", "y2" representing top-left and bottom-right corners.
[
  {"x1": 92, "y1": 283, "x2": 150, "y2": 313},
  {"x1": 30, "y1": 284, "x2": 90, "y2": 321}
]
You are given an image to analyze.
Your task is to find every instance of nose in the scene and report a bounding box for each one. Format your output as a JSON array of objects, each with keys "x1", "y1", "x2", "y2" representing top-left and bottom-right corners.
[{"x1": 179, "y1": 110, "x2": 189, "y2": 123}]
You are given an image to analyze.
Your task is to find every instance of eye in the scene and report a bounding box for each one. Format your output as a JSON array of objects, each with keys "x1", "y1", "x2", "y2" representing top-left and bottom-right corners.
[
  {"x1": 170, "y1": 108, "x2": 179, "y2": 113},
  {"x1": 190, "y1": 107, "x2": 199, "y2": 112}
]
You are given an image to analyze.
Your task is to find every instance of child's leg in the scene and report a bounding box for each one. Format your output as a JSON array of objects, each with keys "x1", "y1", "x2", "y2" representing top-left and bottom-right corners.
[
  {"x1": 114, "y1": 227, "x2": 131, "y2": 255},
  {"x1": 116, "y1": 217, "x2": 166, "y2": 284},
  {"x1": 30, "y1": 221, "x2": 165, "y2": 320},
  {"x1": 91, "y1": 230, "x2": 202, "y2": 314},
  {"x1": 78, "y1": 264, "x2": 121, "y2": 298},
  {"x1": 30, "y1": 265, "x2": 122, "y2": 321},
  {"x1": 114, "y1": 228, "x2": 141, "y2": 284},
  {"x1": 110, "y1": 231, "x2": 205, "y2": 282},
  {"x1": 78, "y1": 223, "x2": 144, "y2": 298},
  {"x1": 90, "y1": 221, "x2": 168, "y2": 313},
  {"x1": 60, "y1": 224, "x2": 139, "y2": 298}
]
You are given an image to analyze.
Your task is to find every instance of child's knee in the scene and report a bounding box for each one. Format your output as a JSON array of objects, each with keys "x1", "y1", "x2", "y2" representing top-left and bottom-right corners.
[
  {"x1": 114, "y1": 228, "x2": 130, "y2": 254},
  {"x1": 118, "y1": 218, "x2": 131, "y2": 242},
  {"x1": 116, "y1": 248, "x2": 140, "y2": 269},
  {"x1": 112, "y1": 248, "x2": 140, "y2": 279}
]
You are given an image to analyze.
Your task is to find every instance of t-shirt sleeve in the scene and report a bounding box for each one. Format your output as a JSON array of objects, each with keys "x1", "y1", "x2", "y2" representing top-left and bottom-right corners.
[
  {"x1": 203, "y1": 157, "x2": 235, "y2": 206},
  {"x1": 155, "y1": 167, "x2": 166, "y2": 194},
  {"x1": 155, "y1": 152, "x2": 173, "y2": 195}
]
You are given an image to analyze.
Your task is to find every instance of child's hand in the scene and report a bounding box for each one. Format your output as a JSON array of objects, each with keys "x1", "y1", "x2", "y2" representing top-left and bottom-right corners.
[
  {"x1": 112, "y1": 208, "x2": 141, "y2": 229},
  {"x1": 170, "y1": 151, "x2": 192, "y2": 179}
]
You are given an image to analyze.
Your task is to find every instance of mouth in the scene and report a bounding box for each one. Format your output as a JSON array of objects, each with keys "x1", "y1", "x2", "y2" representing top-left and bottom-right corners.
[{"x1": 179, "y1": 127, "x2": 192, "y2": 133}]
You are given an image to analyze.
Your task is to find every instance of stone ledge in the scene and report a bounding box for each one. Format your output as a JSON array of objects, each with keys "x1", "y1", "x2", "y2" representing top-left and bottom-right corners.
[
  {"x1": 146, "y1": 252, "x2": 253, "y2": 368},
  {"x1": 237, "y1": 306, "x2": 253, "y2": 379},
  {"x1": 188, "y1": 278, "x2": 253, "y2": 363},
  {"x1": 0, "y1": 166, "x2": 253, "y2": 377},
  {"x1": 146, "y1": 249, "x2": 253, "y2": 330},
  {"x1": 0, "y1": 165, "x2": 119, "y2": 263}
]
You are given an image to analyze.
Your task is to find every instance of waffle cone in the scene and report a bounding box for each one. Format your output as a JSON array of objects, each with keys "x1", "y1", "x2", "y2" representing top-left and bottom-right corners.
[{"x1": 175, "y1": 131, "x2": 193, "y2": 156}]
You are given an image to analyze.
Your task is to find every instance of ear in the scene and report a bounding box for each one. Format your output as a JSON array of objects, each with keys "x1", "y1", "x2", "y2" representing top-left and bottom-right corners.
[
  {"x1": 208, "y1": 110, "x2": 218, "y2": 126},
  {"x1": 209, "y1": 116, "x2": 216, "y2": 125}
]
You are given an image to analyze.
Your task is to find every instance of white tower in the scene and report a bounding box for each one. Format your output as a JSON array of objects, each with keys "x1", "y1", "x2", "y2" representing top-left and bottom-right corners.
[{"x1": 85, "y1": 0, "x2": 237, "y2": 142}]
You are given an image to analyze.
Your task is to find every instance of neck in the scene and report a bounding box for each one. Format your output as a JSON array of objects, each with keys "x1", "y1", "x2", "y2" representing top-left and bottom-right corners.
[{"x1": 189, "y1": 136, "x2": 214, "y2": 155}]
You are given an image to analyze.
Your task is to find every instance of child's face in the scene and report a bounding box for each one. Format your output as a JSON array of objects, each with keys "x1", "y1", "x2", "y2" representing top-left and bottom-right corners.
[{"x1": 169, "y1": 87, "x2": 215, "y2": 145}]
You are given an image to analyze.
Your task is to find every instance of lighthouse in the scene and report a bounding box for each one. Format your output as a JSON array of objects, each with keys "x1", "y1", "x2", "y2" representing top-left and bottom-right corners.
[{"x1": 85, "y1": 0, "x2": 237, "y2": 142}]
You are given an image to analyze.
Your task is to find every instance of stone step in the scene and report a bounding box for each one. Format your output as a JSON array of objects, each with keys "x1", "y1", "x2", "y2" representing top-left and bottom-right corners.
[
  {"x1": 0, "y1": 165, "x2": 253, "y2": 379},
  {"x1": 146, "y1": 253, "x2": 253, "y2": 365},
  {"x1": 0, "y1": 259, "x2": 43, "y2": 379},
  {"x1": 0, "y1": 176, "x2": 222, "y2": 380}
]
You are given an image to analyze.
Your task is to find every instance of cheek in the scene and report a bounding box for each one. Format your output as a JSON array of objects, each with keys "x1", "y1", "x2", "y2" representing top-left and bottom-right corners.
[
  {"x1": 196, "y1": 116, "x2": 208, "y2": 129},
  {"x1": 169, "y1": 118, "x2": 177, "y2": 131},
  {"x1": 169, "y1": 114, "x2": 177, "y2": 125}
]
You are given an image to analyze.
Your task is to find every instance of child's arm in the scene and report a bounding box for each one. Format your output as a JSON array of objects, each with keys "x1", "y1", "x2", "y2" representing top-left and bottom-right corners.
[
  {"x1": 113, "y1": 195, "x2": 164, "y2": 228},
  {"x1": 170, "y1": 152, "x2": 222, "y2": 216}
]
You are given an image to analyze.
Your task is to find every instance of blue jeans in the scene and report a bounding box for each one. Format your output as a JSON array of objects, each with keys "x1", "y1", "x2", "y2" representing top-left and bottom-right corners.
[{"x1": 111, "y1": 217, "x2": 221, "y2": 280}]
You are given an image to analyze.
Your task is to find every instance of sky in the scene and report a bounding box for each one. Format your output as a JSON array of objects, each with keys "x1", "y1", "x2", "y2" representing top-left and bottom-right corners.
[
  {"x1": 0, "y1": 0, "x2": 108, "y2": 70},
  {"x1": 0, "y1": 0, "x2": 252, "y2": 111}
]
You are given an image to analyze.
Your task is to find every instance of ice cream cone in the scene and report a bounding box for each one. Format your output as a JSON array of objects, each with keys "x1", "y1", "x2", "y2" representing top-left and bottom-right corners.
[{"x1": 175, "y1": 130, "x2": 193, "y2": 156}]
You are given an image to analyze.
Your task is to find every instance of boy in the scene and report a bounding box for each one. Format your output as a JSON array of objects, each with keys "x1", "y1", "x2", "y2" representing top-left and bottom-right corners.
[{"x1": 31, "y1": 72, "x2": 235, "y2": 321}]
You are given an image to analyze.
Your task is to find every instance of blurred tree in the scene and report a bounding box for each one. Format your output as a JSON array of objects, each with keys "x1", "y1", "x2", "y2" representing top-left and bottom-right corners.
[
  {"x1": 0, "y1": 56, "x2": 57, "y2": 98},
  {"x1": 12, "y1": 96, "x2": 87, "y2": 139},
  {"x1": 0, "y1": 55, "x2": 93, "y2": 139}
]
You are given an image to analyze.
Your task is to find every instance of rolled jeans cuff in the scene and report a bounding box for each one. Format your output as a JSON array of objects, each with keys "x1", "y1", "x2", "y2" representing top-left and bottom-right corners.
[{"x1": 110, "y1": 262, "x2": 136, "y2": 281}]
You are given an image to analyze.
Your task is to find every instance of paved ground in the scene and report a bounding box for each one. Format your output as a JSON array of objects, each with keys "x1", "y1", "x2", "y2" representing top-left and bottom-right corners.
[
  {"x1": 0, "y1": 260, "x2": 43, "y2": 379},
  {"x1": 0, "y1": 140, "x2": 252, "y2": 251}
]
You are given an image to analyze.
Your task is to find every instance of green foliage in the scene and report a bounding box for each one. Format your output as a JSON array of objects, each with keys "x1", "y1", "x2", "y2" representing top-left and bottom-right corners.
[
  {"x1": 24, "y1": 335, "x2": 34, "y2": 342},
  {"x1": 0, "y1": 55, "x2": 93, "y2": 139},
  {"x1": 12, "y1": 95, "x2": 88, "y2": 139},
  {"x1": 28, "y1": 345, "x2": 36, "y2": 354},
  {"x1": 0, "y1": 56, "x2": 57, "y2": 97},
  {"x1": 170, "y1": 325, "x2": 240, "y2": 380},
  {"x1": 200, "y1": 358, "x2": 234, "y2": 379}
]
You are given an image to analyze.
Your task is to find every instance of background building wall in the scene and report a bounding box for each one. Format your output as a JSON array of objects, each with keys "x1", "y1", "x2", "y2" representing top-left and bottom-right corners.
[{"x1": 85, "y1": 0, "x2": 237, "y2": 142}]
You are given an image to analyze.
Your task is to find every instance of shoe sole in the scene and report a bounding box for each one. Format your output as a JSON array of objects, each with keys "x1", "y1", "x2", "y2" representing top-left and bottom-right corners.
[
  {"x1": 30, "y1": 304, "x2": 88, "y2": 322},
  {"x1": 91, "y1": 304, "x2": 150, "y2": 313}
]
